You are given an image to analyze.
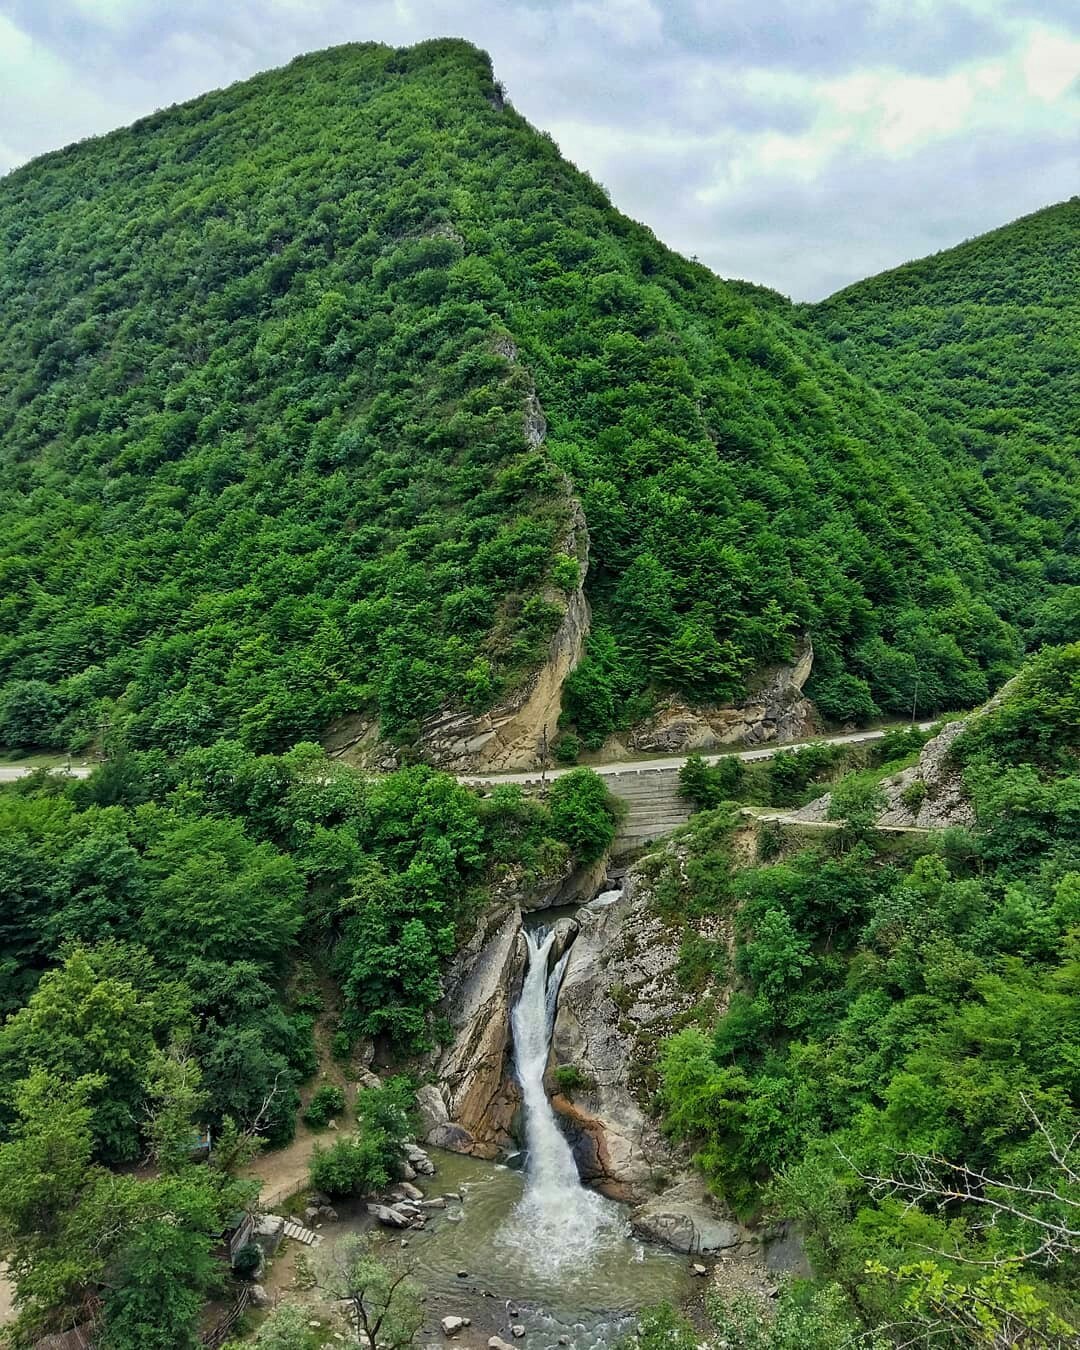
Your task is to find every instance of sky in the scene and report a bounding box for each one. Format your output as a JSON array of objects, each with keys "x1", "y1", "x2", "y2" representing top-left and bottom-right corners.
[{"x1": 0, "y1": 1, "x2": 1077, "y2": 300}]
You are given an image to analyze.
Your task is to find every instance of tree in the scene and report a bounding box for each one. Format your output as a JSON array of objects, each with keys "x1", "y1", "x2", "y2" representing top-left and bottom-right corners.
[
  {"x1": 547, "y1": 767, "x2": 621, "y2": 863},
  {"x1": 318, "y1": 1235, "x2": 423, "y2": 1350},
  {"x1": 0, "y1": 945, "x2": 174, "y2": 1163},
  {"x1": 0, "y1": 680, "x2": 64, "y2": 749},
  {"x1": 827, "y1": 775, "x2": 887, "y2": 841}
]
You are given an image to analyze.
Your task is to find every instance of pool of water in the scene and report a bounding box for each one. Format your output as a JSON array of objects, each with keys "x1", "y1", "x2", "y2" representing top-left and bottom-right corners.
[{"x1": 334, "y1": 1149, "x2": 692, "y2": 1349}]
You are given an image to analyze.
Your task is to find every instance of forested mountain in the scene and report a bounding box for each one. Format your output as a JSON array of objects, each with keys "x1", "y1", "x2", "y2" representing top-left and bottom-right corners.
[
  {"x1": 1, "y1": 39, "x2": 1072, "y2": 760},
  {"x1": 811, "y1": 198, "x2": 1079, "y2": 651}
]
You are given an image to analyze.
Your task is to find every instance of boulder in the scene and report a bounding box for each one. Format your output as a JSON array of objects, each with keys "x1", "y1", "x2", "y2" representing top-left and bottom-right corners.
[
  {"x1": 630, "y1": 1180, "x2": 748, "y2": 1255},
  {"x1": 416, "y1": 1083, "x2": 450, "y2": 1138},
  {"x1": 511, "y1": 1326, "x2": 526, "y2": 1339},
  {"x1": 253, "y1": 1213, "x2": 284, "y2": 1256},
  {"x1": 366, "y1": 1204, "x2": 411, "y2": 1229},
  {"x1": 441, "y1": 1315, "x2": 468, "y2": 1336},
  {"x1": 397, "y1": 1181, "x2": 424, "y2": 1202},
  {"x1": 404, "y1": 1143, "x2": 436, "y2": 1174},
  {"x1": 489, "y1": 1339, "x2": 516, "y2": 1350},
  {"x1": 427, "y1": 1122, "x2": 475, "y2": 1152},
  {"x1": 420, "y1": 1197, "x2": 447, "y2": 1209}
]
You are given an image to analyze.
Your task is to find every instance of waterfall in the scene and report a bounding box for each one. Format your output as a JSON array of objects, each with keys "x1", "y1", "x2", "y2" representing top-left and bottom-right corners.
[{"x1": 497, "y1": 927, "x2": 621, "y2": 1276}]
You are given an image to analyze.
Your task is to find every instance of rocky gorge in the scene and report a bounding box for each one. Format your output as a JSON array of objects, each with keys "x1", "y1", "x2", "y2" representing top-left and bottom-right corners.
[{"x1": 416, "y1": 842, "x2": 781, "y2": 1270}]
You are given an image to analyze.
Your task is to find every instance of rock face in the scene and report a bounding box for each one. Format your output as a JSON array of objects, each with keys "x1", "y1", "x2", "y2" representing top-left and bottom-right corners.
[
  {"x1": 424, "y1": 905, "x2": 526, "y2": 1158},
  {"x1": 624, "y1": 641, "x2": 815, "y2": 756},
  {"x1": 789, "y1": 717, "x2": 975, "y2": 830},
  {"x1": 630, "y1": 1179, "x2": 752, "y2": 1255},
  {"x1": 548, "y1": 872, "x2": 727, "y2": 1201},
  {"x1": 415, "y1": 493, "x2": 590, "y2": 773}
]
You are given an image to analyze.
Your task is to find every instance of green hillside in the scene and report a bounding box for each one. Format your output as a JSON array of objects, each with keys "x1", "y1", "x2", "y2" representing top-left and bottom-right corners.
[
  {"x1": 0, "y1": 41, "x2": 1071, "y2": 760},
  {"x1": 810, "y1": 199, "x2": 1079, "y2": 647}
]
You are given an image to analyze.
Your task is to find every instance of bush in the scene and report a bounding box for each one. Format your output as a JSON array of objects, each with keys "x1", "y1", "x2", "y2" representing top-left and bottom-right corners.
[
  {"x1": 679, "y1": 754, "x2": 745, "y2": 810},
  {"x1": 548, "y1": 767, "x2": 621, "y2": 862},
  {"x1": 356, "y1": 1075, "x2": 415, "y2": 1153},
  {"x1": 309, "y1": 1132, "x2": 393, "y2": 1197},
  {"x1": 552, "y1": 732, "x2": 582, "y2": 764},
  {"x1": 0, "y1": 679, "x2": 65, "y2": 749},
  {"x1": 231, "y1": 1241, "x2": 262, "y2": 1278},
  {"x1": 900, "y1": 779, "x2": 928, "y2": 814},
  {"x1": 553, "y1": 1064, "x2": 592, "y2": 1094},
  {"x1": 303, "y1": 1084, "x2": 346, "y2": 1129}
]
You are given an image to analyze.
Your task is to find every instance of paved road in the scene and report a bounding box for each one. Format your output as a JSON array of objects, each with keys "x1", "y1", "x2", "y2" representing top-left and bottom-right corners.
[
  {"x1": 0, "y1": 762, "x2": 93, "y2": 782},
  {"x1": 0, "y1": 721, "x2": 938, "y2": 788},
  {"x1": 461, "y1": 722, "x2": 938, "y2": 786}
]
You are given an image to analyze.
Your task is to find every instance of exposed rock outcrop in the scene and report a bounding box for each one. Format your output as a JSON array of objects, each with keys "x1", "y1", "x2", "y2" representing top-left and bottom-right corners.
[
  {"x1": 424, "y1": 905, "x2": 526, "y2": 1158},
  {"x1": 548, "y1": 872, "x2": 726, "y2": 1201},
  {"x1": 491, "y1": 852, "x2": 610, "y2": 913},
  {"x1": 789, "y1": 717, "x2": 975, "y2": 830},
  {"x1": 621, "y1": 640, "x2": 815, "y2": 757},
  {"x1": 415, "y1": 493, "x2": 589, "y2": 773},
  {"x1": 630, "y1": 1179, "x2": 753, "y2": 1255}
]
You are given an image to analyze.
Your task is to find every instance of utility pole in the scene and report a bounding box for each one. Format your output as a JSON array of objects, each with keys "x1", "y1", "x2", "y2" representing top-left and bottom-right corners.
[
  {"x1": 910, "y1": 671, "x2": 920, "y2": 727},
  {"x1": 538, "y1": 724, "x2": 550, "y2": 791}
]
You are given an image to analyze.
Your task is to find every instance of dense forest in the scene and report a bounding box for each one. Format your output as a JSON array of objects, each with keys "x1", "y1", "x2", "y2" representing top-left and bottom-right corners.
[
  {"x1": 0, "y1": 745, "x2": 618, "y2": 1345},
  {"x1": 1, "y1": 40, "x2": 1074, "y2": 760},
  {"x1": 648, "y1": 643, "x2": 1080, "y2": 1346}
]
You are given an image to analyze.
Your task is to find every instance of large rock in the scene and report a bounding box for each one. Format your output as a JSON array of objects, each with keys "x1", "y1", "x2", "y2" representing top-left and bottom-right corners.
[
  {"x1": 550, "y1": 870, "x2": 726, "y2": 1200},
  {"x1": 425, "y1": 905, "x2": 526, "y2": 1158},
  {"x1": 367, "y1": 1204, "x2": 411, "y2": 1228},
  {"x1": 631, "y1": 1180, "x2": 751, "y2": 1255},
  {"x1": 625, "y1": 640, "x2": 815, "y2": 756},
  {"x1": 789, "y1": 717, "x2": 976, "y2": 831},
  {"x1": 415, "y1": 1084, "x2": 450, "y2": 1139}
]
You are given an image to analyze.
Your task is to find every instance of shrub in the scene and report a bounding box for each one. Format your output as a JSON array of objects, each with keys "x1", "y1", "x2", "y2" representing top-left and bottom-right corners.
[
  {"x1": 900, "y1": 779, "x2": 929, "y2": 814},
  {"x1": 231, "y1": 1242, "x2": 262, "y2": 1278},
  {"x1": 356, "y1": 1075, "x2": 415, "y2": 1153},
  {"x1": 552, "y1": 732, "x2": 582, "y2": 764},
  {"x1": 552, "y1": 1064, "x2": 592, "y2": 1094},
  {"x1": 0, "y1": 679, "x2": 65, "y2": 749},
  {"x1": 303, "y1": 1084, "x2": 346, "y2": 1129},
  {"x1": 548, "y1": 767, "x2": 622, "y2": 862},
  {"x1": 309, "y1": 1132, "x2": 392, "y2": 1197}
]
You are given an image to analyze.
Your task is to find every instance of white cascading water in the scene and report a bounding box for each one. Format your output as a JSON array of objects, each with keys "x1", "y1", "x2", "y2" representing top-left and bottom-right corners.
[{"x1": 497, "y1": 927, "x2": 621, "y2": 1277}]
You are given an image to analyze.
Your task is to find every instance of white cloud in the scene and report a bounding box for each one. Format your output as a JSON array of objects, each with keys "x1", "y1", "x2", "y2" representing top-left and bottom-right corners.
[{"x1": 1022, "y1": 25, "x2": 1080, "y2": 98}]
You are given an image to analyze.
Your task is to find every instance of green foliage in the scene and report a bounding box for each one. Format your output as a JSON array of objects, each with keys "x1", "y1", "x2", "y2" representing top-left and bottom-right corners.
[
  {"x1": 318, "y1": 1234, "x2": 423, "y2": 1350},
  {"x1": 250, "y1": 1304, "x2": 322, "y2": 1349},
  {"x1": 813, "y1": 200, "x2": 1080, "y2": 679},
  {"x1": 678, "y1": 753, "x2": 745, "y2": 810},
  {"x1": 0, "y1": 1070, "x2": 250, "y2": 1347},
  {"x1": 547, "y1": 767, "x2": 622, "y2": 862},
  {"x1": 551, "y1": 731, "x2": 582, "y2": 764},
  {"x1": 308, "y1": 1132, "x2": 393, "y2": 1198},
  {"x1": 552, "y1": 1064, "x2": 592, "y2": 1094},
  {"x1": 303, "y1": 1084, "x2": 346, "y2": 1129},
  {"x1": 826, "y1": 773, "x2": 888, "y2": 837},
  {"x1": 1, "y1": 43, "x2": 1063, "y2": 762},
  {"x1": 656, "y1": 650, "x2": 1080, "y2": 1335},
  {"x1": 308, "y1": 1079, "x2": 414, "y2": 1197},
  {"x1": 0, "y1": 681, "x2": 65, "y2": 749}
]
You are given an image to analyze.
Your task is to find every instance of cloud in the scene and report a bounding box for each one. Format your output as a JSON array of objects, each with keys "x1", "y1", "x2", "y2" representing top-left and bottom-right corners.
[{"x1": 0, "y1": 1, "x2": 1076, "y2": 299}]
